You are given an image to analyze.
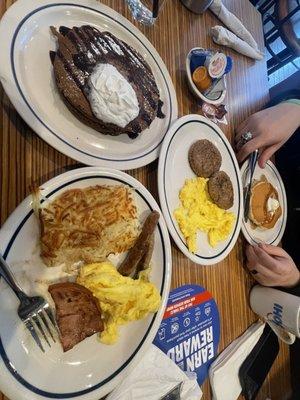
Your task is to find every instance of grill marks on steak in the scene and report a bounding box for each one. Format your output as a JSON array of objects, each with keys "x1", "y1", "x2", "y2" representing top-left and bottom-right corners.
[
  {"x1": 48, "y1": 282, "x2": 103, "y2": 352},
  {"x1": 50, "y1": 25, "x2": 163, "y2": 137}
]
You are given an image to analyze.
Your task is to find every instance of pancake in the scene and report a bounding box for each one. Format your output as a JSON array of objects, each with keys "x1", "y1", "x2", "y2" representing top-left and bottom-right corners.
[
  {"x1": 50, "y1": 25, "x2": 164, "y2": 138},
  {"x1": 249, "y1": 176, "x2": 282, "y2": 229}
]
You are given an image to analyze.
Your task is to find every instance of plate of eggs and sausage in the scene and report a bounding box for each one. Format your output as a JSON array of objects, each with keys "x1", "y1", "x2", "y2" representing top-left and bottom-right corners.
[{"x1": 158, "y1": 114, "x2": 243, "y2": 265}]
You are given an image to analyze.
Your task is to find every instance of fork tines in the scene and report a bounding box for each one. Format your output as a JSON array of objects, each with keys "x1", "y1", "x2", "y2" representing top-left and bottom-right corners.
[{"x1": 24, "y1": 306, "x2": 58, "y2": 352}]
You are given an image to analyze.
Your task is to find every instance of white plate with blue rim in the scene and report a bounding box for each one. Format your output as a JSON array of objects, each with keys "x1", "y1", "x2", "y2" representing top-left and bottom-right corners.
[
  {"x1": 241, "y1": 160, "x2": 287, "y2": 246},
  {"x1": 0, "y1": 167, "x2": 171, "y2": 400},
  {"x1": 0, "y1": 0, "x2": 177, "y2": 170},
  {"x1": 158, "y1": 114, "x2": 243, "y2": 265}
]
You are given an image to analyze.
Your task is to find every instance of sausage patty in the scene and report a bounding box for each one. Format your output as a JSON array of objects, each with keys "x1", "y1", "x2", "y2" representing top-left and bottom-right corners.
[
  {"x1": 208, "y1": 171, "x2": 234, "y2": 210},
  {"x1": 188, "y1": 139, "x2": 222, "y2": 178}
]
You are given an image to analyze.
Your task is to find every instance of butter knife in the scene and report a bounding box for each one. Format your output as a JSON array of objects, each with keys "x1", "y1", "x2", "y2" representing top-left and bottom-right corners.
[{"x1": 244, "y1": 149, "x2": 259, "y2": 222}]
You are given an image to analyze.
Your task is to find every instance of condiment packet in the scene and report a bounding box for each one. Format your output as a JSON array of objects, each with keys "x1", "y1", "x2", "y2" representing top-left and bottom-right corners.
[
  {"x1": 202, "y1": 102, "x2": 228, "y2": 125},
  {"x1": 106, "y1": 344, "x2": 202, "y2": 400}
]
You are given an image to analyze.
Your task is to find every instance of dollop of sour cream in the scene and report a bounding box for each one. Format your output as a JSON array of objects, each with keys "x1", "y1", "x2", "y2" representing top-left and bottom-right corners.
[
  {"x1": 88, "y1": 63, "x2": 139, "y2": 128},
  {"x1": 267, "y1": 197, "x2": 280, "y2": 215}
]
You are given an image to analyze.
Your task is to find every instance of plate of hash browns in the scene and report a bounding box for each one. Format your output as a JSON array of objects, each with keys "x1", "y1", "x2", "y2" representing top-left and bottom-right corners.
[{"x1": 0, "y1": 167, "x2": 171, "y2": 400}]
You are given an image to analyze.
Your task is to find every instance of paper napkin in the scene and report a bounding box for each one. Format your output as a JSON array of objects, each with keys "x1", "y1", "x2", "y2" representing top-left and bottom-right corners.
[
  {"x1": 209, "y1": 321, "x2": 265, "y2": 400},
  {"x1": 211, "y1": 26, "x2": 264, "y2": 60},
  {"x1": 106, "y1": 344, "x2": 202, "y2": 400},
  {"x1": 209, "y1": 0, "x2": 260, "y2": 49},
  {"x1": 209, "y1": 0, "x2": 264, "y2": 60}
]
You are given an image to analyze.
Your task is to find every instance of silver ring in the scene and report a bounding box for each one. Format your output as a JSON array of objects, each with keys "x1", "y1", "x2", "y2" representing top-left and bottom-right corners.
[{"x1": 241, "y1": 131, "x2": 253, "y2": 144}]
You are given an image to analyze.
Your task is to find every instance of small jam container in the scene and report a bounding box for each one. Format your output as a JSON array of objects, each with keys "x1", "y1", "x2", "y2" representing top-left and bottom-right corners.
[
  {"x1": 186, "y1": 47, "x2": 227, "y2": 105},
  {"x1": 192, "y1": 66, "x2": 212, "y2": 92}
]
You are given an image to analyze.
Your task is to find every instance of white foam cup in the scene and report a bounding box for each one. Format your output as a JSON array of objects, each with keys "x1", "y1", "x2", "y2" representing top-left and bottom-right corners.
[{"x1": 250, "y1": 285, "x2": 300, "y2": 345}]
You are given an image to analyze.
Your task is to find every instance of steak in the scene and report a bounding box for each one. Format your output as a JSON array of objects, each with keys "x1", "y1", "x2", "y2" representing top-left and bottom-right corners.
[
  {"x1": 50, "y1": 25, "x2": 164, "y2": 138},
  {"x1": 48, "y1": 282, "x2": 103, "y2": 352}
]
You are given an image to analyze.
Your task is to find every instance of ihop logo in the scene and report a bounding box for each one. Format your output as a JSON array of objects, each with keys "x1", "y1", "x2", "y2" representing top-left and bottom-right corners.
[{"x1": 268, "y1": 303, "x2": 283, "y2": 327}]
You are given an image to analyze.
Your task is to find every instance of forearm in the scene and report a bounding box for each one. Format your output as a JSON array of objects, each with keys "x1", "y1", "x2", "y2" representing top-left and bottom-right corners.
[
  {"x1": 281, "y1": 101, "x2": 300, "y2": 127},
  {"x1": 278, "y1": 102, "x2": 300, "y2": 129}
]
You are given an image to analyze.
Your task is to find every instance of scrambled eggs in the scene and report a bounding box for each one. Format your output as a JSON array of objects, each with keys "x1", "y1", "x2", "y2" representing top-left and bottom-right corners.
[
  {"x1": 174, "y1": 177, "x2": 235, "y2": 252},
  {"x1": 77, "y1": 261, "x2": 161, "y2": 344}
]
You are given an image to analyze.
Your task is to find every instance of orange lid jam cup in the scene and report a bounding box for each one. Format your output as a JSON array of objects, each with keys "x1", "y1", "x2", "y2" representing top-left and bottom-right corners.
[{"x1": 192, "y1": 66, "x2": 212, "y2": 92}]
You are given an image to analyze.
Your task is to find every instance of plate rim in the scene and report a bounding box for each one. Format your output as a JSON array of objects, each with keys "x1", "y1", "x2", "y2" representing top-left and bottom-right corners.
[
  {"x1": 0, "y1": 0, "x2": 178, "y2": 170},
  {"x1": 0, "y1": 166, "x2": 172, "y2": 400},
  {"x1": 157, "y1": 114, "x2": 243, "y2": 266},
  {"x1": 240, "y1": 160, "x2": 287, "y2": 246}
]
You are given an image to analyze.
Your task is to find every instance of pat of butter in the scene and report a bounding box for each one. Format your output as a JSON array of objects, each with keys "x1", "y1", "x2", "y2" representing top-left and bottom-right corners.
[{"x1": 267, "y1": 197, "x2": 279, "y2": 214}]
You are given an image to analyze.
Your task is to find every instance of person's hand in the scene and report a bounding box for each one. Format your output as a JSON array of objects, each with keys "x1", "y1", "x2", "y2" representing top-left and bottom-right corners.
[
  {"x1": 235, "y1": 103, "x2": 300, "y2": 168},
  {"x1": 245, "y1": 243, "x2": 300, "y2": 288}
]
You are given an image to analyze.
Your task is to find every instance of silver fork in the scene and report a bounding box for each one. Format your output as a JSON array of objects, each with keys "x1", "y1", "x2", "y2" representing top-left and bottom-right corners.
[
  {"x1": 0, "y1": 253, "x2": 58, "y2": 352},
  {"x1": 244, "y1": 149, "x2": 259, "y2": 222}
]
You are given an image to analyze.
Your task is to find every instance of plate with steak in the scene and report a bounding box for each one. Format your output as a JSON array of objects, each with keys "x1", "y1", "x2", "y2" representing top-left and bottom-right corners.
[
  {"x1": 0, "y1": 167, "x2": 171, "y2": 400},
  {"x1": 0, "y1": 0, "x2": 177, "y2": 169}
]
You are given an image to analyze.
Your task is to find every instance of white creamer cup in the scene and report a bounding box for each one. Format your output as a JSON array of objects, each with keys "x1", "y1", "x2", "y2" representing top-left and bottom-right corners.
[
  {"x1": 250, "y1": 285, "x2": 300, "y2": 345},
  {"x1": 204, "y1": 52, "x2": 227, "y2": 79}
]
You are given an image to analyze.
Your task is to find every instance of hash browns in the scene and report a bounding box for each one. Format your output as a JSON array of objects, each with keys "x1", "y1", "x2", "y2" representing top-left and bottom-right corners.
[{"x1": 39, "y1": 185, "x2": 138, "y2": 267}]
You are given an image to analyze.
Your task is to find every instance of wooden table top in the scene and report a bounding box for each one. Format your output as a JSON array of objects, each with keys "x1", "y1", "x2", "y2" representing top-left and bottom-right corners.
[{"x1": 0, "y1": 0, "x2": 292, "y2": 399}]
